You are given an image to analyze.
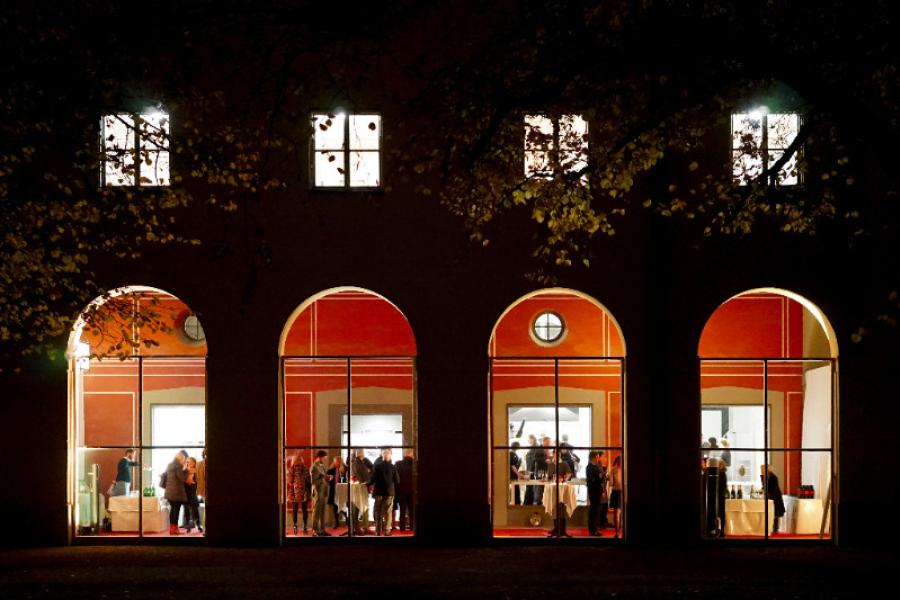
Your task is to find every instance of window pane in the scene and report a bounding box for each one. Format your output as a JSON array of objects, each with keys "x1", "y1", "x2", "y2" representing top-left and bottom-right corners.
[
  {"x1": 559, "y1": 114, "x2": 588, "y2": 176},
  {"x1": 140, "y1": 357, "x2": 207, "y2": 448},
  {"x1": 284, "y1": 358, "x2": 349, "y2": 448},
  {"x1": 102, "y1": 114, "x2": 136, "y2": 186},
  {"x1": 701, "y1": 360, "x2": 766, "y2": 450},
  {"x1": 349, "y1": 358, "x2": 414, "y2": 449},
  {"x1": 314, "y1": 151, "x2": 346, "y2": 187},
  {"x1": 704, "y1": 449, "x2": 765, "y2": 538},
  {"x1": 764, "y1": 450, "x2": 832, "y2": 539},
  {"x1": 524, "y1": 151, "x2": 552, "y2": 179},
  {"x1": 313, "y1": 114, "x2": 345, "y2": 150},
  {"x1": 139, "y1": 150, "x2": 170, "y2": 186},
  {"x1": 524, "y1": 114, "x2": 554, "y2": 150},
  {"x1": 349, "y1": 114, "x2": 380, "y2": 150},
  {"x1": 769, "y1": 151, "x2": 798, "y2": 186},
  {"x1": 732, "y1": 113, "x2": 763, "y2": 150},
  {"x1": 103, "y1": 151, "x2": 136, "y2": 186},
  {"x1": 103, "y1": 114, "x2": 135, "y2": 151},
  {"x1": 767, "y1": 113, "x2": 799, "y2": 150},
  {"x1": 139, "y1": 112, "x2": 170, "y2": 151},
  {"x1": 732, "y1": 150, "x2": 763, "y2": 185},
  {"x1": 349, "y1": 151, "x2": 380, "y2": 187},
  {"x1": 81, "y1": 357, "x2": 139, "y2": 447}
]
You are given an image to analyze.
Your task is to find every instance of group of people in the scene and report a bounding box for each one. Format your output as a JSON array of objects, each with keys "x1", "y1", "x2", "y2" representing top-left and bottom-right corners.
[
  {"x1": 286, "y1": 447, "x2": 415, "y2": 537},
  {"x1": 510, "y1": 437, "x2": 623, "y2": 537},
  {"x1": 162, "y1": 449, "x2": 207, "y2": 535},
  {"x1": 702, "y1": 436, "x2": 785, "y2": 537},
  {"x1": 109, "y1": 448, "x2": 207, "y2": 535}
]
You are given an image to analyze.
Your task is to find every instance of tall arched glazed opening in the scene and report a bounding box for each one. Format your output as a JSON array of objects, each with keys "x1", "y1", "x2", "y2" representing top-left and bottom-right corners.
[
  {"x1": 67, "y1": 286, "x2": 208, "y2": 539},
  {"x1": 279, "y1": 287, "x2": 417, "y2": 539},
  {"x1": 698, "y1": 288, "x2": 837, "y2": 541},
  {"x1": 489, "y1": 289, "x2": 626, "y2": 539}
]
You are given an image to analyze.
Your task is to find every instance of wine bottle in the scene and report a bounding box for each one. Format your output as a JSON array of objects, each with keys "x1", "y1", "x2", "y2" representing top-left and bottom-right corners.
[{"x1": 737, "y1": 485, "x2": 743, "y2": 499}]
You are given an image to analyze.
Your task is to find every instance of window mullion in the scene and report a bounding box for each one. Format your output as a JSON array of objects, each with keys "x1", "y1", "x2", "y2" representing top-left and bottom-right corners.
[{"x1": 344, "y1": 116, "x2": 351, "y2": 188}]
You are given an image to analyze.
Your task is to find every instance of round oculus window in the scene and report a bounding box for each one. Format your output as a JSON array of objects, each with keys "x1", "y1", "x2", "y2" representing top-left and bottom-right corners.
[
  {"x1": 182, "y1": 314, "x2": 206, "y2": 342},
  {"x1": 532, "y1": 311, "x2": 564, "y2": 344}
]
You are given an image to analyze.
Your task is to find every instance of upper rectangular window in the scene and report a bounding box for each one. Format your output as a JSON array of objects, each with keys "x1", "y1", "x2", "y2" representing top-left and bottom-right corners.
[
  {"x1": 732, "y1": 112, "x2": 800, "y2": 186},
  {"x1": 523, "y1": 114, "x2": 588, "y2": 182},
  {"x1": 101, "y1": 112, "x2": 170, "y2": 186},
  {"x1": 311, "y1": 113, "x2": 381, "y2": 188}
]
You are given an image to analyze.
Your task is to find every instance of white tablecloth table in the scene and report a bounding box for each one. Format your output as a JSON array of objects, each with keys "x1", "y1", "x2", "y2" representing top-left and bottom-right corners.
[
  {"x1": 541, "y1": 482, "x2": 578, "y2": 518},
  {"x1": 107, "y1": 495, "x2": 169, "y2": 533},
  {"x1": 725, "y1": 498, "x2": 774, "y2": 536},
  {"x1": 335, "y1": 482, "x2": 370, "y2": 510}
]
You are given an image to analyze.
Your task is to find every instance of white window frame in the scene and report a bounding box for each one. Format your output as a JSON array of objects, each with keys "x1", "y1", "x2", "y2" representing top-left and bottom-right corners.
[
  {"x1": 731, "y1": 111, "x2": 801, "y2": 187},
  {"x1": 100, "y1": 112, "x2": 171, "y2": 187},
  {"x1": 523, "y1": 113, "x2": 588, "y2": 183},
  {"x1": 310, "y1": 112, "x2": 382, "y2": 189}
]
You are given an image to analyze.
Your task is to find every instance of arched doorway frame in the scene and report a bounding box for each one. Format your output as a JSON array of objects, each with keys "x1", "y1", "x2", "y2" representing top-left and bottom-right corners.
[
  {"x1": 278, "y1": 286, "x2": 418, "y2": 539},
  {"x1": 66, "y1": 285, "x2": 208, "y2": 540},
  {"x1": 697, "y1": 286, "x2": 839, "y2": 542},
  {"x1": 488, "y1": 287, "x2": 627, "y2": 539}
]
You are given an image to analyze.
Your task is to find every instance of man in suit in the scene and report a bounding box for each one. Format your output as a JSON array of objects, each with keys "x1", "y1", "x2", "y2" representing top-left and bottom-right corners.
[
  {"x1": 395, "y1": 449, "x2": 415, "y2": 532},
  {"x1": 350, "y1": 449, "x2": 373, "y2": 535},
  {"x1": 369, "y1": 448, "x2": 400, "y2": 536},
  {"x1": 586, "y1": 450, "x2": 608, "y2": 536}
]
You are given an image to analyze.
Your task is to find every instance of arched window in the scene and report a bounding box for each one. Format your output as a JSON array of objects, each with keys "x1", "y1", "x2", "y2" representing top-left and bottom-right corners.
[
  {"x1": 698, "y1": 288, "x2": 837, "y2": 540},
  {"x1": 279, "y1": 287, "x2": 417, "y2": 538},
  {"x1": 489, "y1": 289, "x2": 626, "y2": 539},
  {"x1": 67, "y1": 286, "x2": 207, "y2": 538}
]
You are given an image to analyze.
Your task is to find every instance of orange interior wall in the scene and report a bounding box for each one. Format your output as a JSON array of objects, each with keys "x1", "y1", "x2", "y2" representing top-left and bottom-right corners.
[
  {"x1": 281, "y1": 290, "x2": 416, "y2": 448},
  {"x1": 282, "y1": 289, "x2": 416, "y2": 356},
  {"x1": 490, "y1": 292, "x2": 624, "y2": 448},
  {"x1": 699, "y1": 293, "x2": 811, "y2": 494},
  {"x1": 80, "y1": 291, "x2": 206, "y2": 358},
  {"x1": 490, "y1": 292, "x2": 624, "y2": 358}
]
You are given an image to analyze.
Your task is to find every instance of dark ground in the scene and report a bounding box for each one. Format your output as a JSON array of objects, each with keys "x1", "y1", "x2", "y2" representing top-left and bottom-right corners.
[{"x1": 0, "y1": 545, "x2": 896, "y2": 599}]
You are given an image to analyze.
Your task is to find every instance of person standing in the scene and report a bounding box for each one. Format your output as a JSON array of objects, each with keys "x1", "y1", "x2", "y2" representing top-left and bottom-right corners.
[
  {"x1": 197, "y1": 448, "x2": 207, "y2": 501},
  {"x1": 395, "y1": 449, "x2": 415, "y2": 532},
  {"x1": 286, "y1": 453, "x2": 312, "y2": 535},
  {"x1": 310, "y1": 450, "x2": 330, "y2": 536},
  {"x1": 509, "y1": 442, "x2": 523, "y2": 505},
  {"x1": 761, "y1": 464, "x2": 787, "y2": 534},
  {"x1": 196, "y1": 448, "x2": 207, "y2": 532},
  {"x1": 326, "y1": 456, "x2": 347, "y2": 529},
  {"x1": 524, "y1": 435, "x2": 539, "y2": 505},
  {"x1": 163, "y1": 451, "x2": 188, "y2": 535},
  {"x1": 369, "y1": 448, "x2": 399, "y2": 536},
  {"x1": 113, "y1": 449, "x2": 139, "y2": 496},
  {"x1": 183, "y1": 456, "x2": 201, "y2": 533},
  {"x1": 609, "y1": 455, "x2": 623, "y2": 538},
  {"x1": 585, "y1": 451, "x2": 608, "y2": 536},
  {"x1": 350, "y1": 449, "x2": 373, "y2": 535}
]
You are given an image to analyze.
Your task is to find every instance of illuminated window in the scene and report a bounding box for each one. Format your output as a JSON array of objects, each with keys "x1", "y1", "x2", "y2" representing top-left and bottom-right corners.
[
  {"x1": 101, "y1": 112, "x2": 170, "y2": 186},
  {"x1": 532, "y1": 311, "x2": 565, "y2": 344},
  {"x1": 524, "y1": 114, "x2": 588, "y2": 181},
  {"x1": 732, "y1": 112, "x2": 800, "y2": 186},
  {"x1": 311, "y1": 113, "x2": 381, "y2": 188}
]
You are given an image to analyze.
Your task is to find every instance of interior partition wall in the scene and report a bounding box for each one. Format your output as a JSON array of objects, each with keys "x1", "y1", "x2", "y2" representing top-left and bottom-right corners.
[
  {"x1": 279, "y1": 287, "x2": 418, "y2": 539},
  {"x1": 698, "y1": 289, "x2": 837, "y2": 541},
  {"x1": 489, "y1": 289, "x2": 626, "y2": 540},
  {"x1": 67, "y1": 287, "x2": 208, "y2": 540}
]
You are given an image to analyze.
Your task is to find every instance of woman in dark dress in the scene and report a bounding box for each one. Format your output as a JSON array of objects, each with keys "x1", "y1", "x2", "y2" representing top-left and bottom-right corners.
[{"x1": 326, "y1": 456, "x2": 348, "y2": 529}]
